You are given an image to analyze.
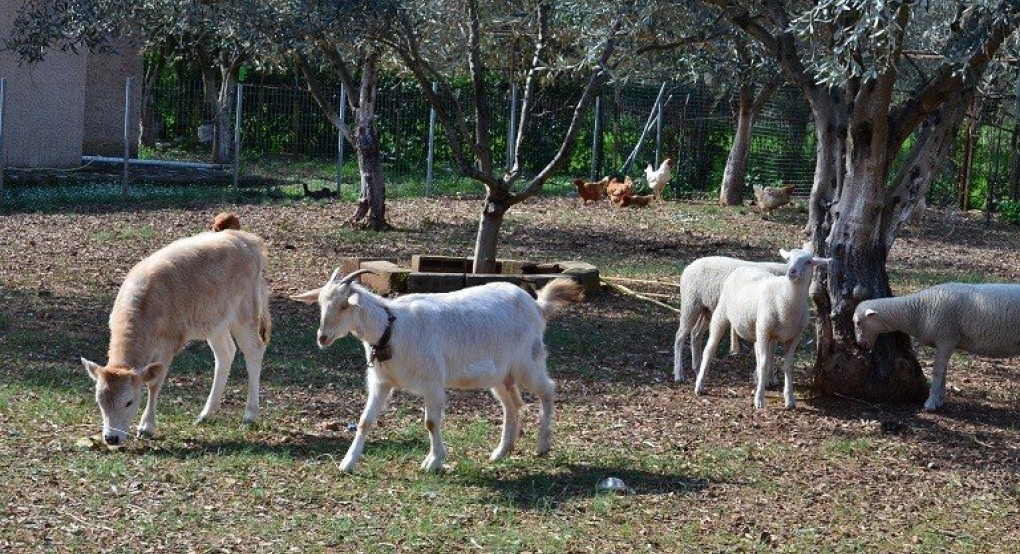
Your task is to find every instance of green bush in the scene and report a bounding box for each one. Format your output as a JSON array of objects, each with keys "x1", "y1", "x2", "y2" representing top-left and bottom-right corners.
[{"x1": 999, "y1": 199, "x2": 1020, "y2": 225}]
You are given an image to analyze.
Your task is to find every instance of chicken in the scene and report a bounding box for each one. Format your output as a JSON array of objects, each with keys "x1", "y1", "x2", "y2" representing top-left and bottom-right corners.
[
  {"x1": 607, "y1": 176, "x2": 634, "y2": 207},
  {"x1": 644, "y1": 158, "x2": 674, "y2": 202},
  {"x1": 752, "y1": 184, "x2": 796, "y2": 217},
  {"x1": 620, "y1": 194, "x2": 654, "y2": 208},
  {"x1": 573, "y1": 176, "x2": 610, "y2": 204}
]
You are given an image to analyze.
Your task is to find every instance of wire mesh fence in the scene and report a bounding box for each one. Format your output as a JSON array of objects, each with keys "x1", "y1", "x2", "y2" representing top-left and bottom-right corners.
[{"x1": 2, "y1": 70, "x2": 1017, "y2": 213}]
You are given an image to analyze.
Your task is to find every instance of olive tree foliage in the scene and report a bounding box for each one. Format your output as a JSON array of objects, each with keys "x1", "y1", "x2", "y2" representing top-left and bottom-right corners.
[
  {"x1": 7, "y1": 0, "x2": 251, "y2": 164},
  {"x1": 376, "y1": 0, "x2": 634, "y2": 273},
  {"x1": 700, "y1": 0, "x2": 1020, "y2": 402}
]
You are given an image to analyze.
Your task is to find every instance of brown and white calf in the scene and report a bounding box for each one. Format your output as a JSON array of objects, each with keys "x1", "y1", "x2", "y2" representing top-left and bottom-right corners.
[{"x1": 81, "y1": 213, "x2": 271, "y2": 444}]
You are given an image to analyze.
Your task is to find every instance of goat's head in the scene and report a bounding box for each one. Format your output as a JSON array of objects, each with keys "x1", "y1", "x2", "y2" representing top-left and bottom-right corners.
[
  {"x1": 81, "y1": 358, "x2": 164, "y2": 445},
  {"x1": 290, "y1": 268, "x2": 376, "y2": 348},
  {"x1": 779, "y1": 248, "x2": 830, "y2": 281}
]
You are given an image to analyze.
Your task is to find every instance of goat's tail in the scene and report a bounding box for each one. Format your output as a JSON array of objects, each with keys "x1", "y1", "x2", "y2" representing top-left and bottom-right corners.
[
  {"x1": 536, "y1": 278, "x2": 584, "y2": 318},
  {"x1": 211, "y1": 212, "x2": 241, "y2": 232},
  {"x1": 257, "y1": 270, "x2": 272, "y2": 345}
]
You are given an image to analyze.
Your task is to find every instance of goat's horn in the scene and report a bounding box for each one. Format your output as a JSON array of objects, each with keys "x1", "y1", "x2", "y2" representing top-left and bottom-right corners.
[{"x1": 337, "y1": 268, "x2": 377, "y2": 285}]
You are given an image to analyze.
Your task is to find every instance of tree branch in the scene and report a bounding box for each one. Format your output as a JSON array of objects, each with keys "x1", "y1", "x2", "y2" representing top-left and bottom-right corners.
[{"x1": 294, "y1": 52, "x2": 354, "y2": 144}]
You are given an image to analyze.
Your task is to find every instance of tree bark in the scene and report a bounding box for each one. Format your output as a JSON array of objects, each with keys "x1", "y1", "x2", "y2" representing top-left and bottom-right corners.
[
  {"x1": 349, "y1": 53, "x2": 390, "y2": 231},
  {"x1": 719, "y1": 83, "x2": 754, "y2": 206},
  {"x1": 471, "y1": 192, "x2": 511, "y2": 273},
  {"x1": 811, "y1": 86, "x2": 928, "y2": 403}
]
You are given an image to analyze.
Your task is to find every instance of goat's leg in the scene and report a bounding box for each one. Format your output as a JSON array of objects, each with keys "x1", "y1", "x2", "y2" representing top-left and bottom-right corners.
[
  {"x1": 197, "y1": 329, "x2": 237, "y2": 423},
  {"x1": 489, "y1": 381, "x2": 522, "y2": 461},
  {"x1": 754, "y1": 339, "x2": 776, "y2": 409},
  {"x1": 420, "y1": 389, "x2": 447, "y2": 471},
  {"x1": 778, "y1": 339, "x2": 799, "y2": 409},
  {"x1": 924, "y1": 343, "x2": 956, "y2": 411},
  {"x1": 729, "y1": 328, "x2": 742, "y2": 356},
  {"x1": 137, "y1": 366, "x2": 168, "y2": 438},
  {"x1": 232, "y1": 323, "x2": 267, "y2": 424},
  {"x1": 340, "y1": 375, "x2": 393, "y2": 472},
  {"x1": 694, "y1": 314, "x2": 727, "y2": 395}
]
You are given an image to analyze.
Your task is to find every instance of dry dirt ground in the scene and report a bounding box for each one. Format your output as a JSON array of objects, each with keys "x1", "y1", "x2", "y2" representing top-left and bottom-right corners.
[{"x1": 0, "y1": 194, "x2": 1018, "y2": 552}]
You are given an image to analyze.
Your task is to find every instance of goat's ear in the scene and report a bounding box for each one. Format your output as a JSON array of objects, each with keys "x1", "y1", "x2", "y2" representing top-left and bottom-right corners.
[
  {"x1": 865, "y1": 308, "x2": 877, "y2": 318},
  {"x1": 329, "y1": 267, "x2": 343, "y2": 283},
  {"x1": 82, "y1": 358, "x2": 101, "y2": 382},
  {"x1": 140, "y1": 363, "x2": 165, "y2": 384},
  {"x1": 290, "y1": 288, "x2": 322, "y2": 304},
  {"x1": 779, "y1": 248, "x2": 791, "y2": 260},
  {"x1": 347, "y1": 292, "x2": 362, "y2": 306}
]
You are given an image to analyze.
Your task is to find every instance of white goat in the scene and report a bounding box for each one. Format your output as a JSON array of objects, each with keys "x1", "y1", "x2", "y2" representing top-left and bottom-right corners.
[
  {"x1": 854, "y1": 282, "x2": 1020, "y2": 411},
  {"x1": 673, "y1": 256, "x2": 788, "y2": 382},
  {"x1": 291, "y1": 270, "x2": 583, "y2": 472},
  {"x1": 694, "y1": 249, "x2": 829, "y2": 409},
  {"x1": 81, "y1": 213, "x2": 271, "y2": 445}
]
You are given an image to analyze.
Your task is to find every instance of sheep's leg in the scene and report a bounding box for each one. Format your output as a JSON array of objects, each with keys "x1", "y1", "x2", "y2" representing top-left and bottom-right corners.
[
  {"x1": 420, "y1": 389, "x2": 447, "y2": 472},
  {"x1": 137, "y1": 366, "x2": 168, "y2": 439},
  {"x1": 924, "y1": 343, "x2": 956, "y2": 411},
  {"x1": 729, "y1": 328, "x2": 741, "y2": 356},
  {"x1": 489, "y1": 381, "x2": 522, "y2": 461},
  {"x1": 685, "y1": 313, "x2": 709, "y2": 383},
  {"x1": 340, "y1": 375, "x2": 393, "y2": 472},
  {"x1": 778, "y1": 339, "x2": 799, "y2": 409},
  {"x1": 754, "y1": 339, "x2": 776, "y2": 409},
  {"x1": 197, "y1": 329, "x2": 237, "y2": 423},
  {"x1": 674, "y1": 307, "x2": 704, "y2": 382},
  {"x1": 694, "y1": 314, "x2": 727, "y2": 395},
  {"x1": 232, "y1": 323, "x2": 267, "y2": 424}
]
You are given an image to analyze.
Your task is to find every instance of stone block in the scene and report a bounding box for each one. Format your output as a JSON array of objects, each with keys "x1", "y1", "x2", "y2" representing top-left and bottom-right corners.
[
  {"x1": 558, "y1": 260, "x2": 600, "y2": 297},
  {"x1": 411, "y1": 255, "x2": 472, "y2": 273},
  {"x1": 406, "y1": 272, "x2": 466, "y2": 293},
  {"x1": 341, "y1": 256, "x2": 399, "y2": 276},
  {"x1": 360, "y1": 260, "x2": 411, "y2": 295}
]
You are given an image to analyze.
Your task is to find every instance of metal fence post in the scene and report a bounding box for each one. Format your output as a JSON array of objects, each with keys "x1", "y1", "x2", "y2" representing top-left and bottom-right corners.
[
  {"x1": 337, "y1": 83, "x2": 347, "y2": 192},
  {"x1": 506, "y1": 81, "x2": 518, "y2": 170},
  {"x1": 122, "y1": 77, "x2": 132, "y2": 195},
  {"x1": 590, "y1": 95, "x2": 603, "y2": 181},
  {"x1": 232, "y1": 84, "x2": 243, "y2": 191},
  {"x1": 426, "y1": 82, "x2": 437, "y2": 195},
  {"x1": 654, "y1": 89, "x2": 663, "y2": 168},
  {"x1": 0, "y1": 78, "x2": 5, "y2": 211}
]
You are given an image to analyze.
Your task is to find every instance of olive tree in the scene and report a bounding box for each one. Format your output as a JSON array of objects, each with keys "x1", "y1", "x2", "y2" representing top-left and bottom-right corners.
[{"x1": 701, "y1": 0, "x2": 1020, "y2": 401}]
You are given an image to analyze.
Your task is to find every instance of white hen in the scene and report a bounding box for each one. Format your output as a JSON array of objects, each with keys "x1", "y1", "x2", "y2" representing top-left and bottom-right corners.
[{"x1": 644, "y1": 158, "x2": 674, "y2": 202}]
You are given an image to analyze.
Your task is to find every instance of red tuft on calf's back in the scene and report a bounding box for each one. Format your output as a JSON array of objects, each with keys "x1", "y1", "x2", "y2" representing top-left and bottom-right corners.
[{"x1": 211, "y1": 212, "x2": 241, "y2": 232}]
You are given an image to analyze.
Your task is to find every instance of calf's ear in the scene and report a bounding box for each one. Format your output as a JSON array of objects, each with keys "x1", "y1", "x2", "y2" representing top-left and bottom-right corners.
[
  {"x1": 140, "y1": 363, "x2": 165, "y2": 384},
  {"x1": 290, "y1": 288, "x2": 322, "y2": 304},
  {"x1": 82, "y1": 358, "x2": 102, "y2": 382}
]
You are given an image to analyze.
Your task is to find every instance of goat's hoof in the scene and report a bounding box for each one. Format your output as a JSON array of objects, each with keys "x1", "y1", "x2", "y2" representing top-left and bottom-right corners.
[
  {"x1": 338, "y1": 458, "x2": 357, "y2": 472},
  {"x1": 489, "y1": 448, "x2": 511, "y2": 462},
  {"x1": 923, "y1": 399, "x2": 942, "y2": 411},
  {"x1": 136, "y1": 429, "x2": 154, "y2": 439},
  {"x1": 420, "y1": 456, "x2": 444, "y2": 472},
  {"x1": 195, "y1": 413, "x2": 214, "y2": 425}
]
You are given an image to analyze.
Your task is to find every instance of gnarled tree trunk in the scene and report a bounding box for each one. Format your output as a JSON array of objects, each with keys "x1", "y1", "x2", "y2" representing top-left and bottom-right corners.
[
  {"x1": 348, "y1": 54, "x2": 389, "y2": 231},
  {"x1": 472, "y1": 192, "x2": 511, "y2": 273},
  {"x1": 720, "y1": 73, "x2": 780, "y2": 206}
]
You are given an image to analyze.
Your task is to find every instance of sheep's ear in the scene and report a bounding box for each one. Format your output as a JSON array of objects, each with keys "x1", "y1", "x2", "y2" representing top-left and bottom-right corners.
[
  {"x1": 864, "y1": 308, "x2": 877, "y2": 318},
  {"x1": 140, "y1": 363, "x2": 165, "y2": 384},
  {"x1": 290, "y1": 288, "x2": 322, "y2": 304},
  {"x1": 779, "y1": 249, "x2": 791, "y2": 260},
  {"x1": 348, "y1": 292, "x2": 362, "y2": 306},
  {"x1": 82, "y1": 358, "x2": 101, "y2": 382}
]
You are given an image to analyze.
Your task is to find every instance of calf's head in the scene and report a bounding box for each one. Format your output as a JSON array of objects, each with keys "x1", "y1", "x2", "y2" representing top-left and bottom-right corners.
[
  {"x1": 81, "y1": 359, "x2": 163, "y2": 444},
  {"x1": 290, "y1": 269, "x2": 376, "y2": 348}
]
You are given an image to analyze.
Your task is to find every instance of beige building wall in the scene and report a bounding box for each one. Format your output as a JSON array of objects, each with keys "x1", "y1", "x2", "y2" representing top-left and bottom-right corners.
[
  {"x1": 0, "y1": 5, "x2": 142, "y2": 167},
  {"x1": 83, "y1": 42, "x2": 143, "y2": 157}
]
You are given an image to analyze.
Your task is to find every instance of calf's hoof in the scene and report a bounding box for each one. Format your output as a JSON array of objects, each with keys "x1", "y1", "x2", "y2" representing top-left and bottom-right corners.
[{"x1": 136, "y1": 429, "x2": 155, "y2": 439}]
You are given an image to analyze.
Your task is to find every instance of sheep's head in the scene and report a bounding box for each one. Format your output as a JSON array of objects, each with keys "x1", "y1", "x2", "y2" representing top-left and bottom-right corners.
[
  {"x1": 81, "y1": 358, "x2": 163, "y2": 445},
  {"x1": 852, "y1": 304, "x2": 886, "y2": 349},
  {"x1": 779, "y1": 248, "x2": 830, "y2": 281},
  {"x1": 290, "y1": 269, "x2": 376, "y2": 348}
]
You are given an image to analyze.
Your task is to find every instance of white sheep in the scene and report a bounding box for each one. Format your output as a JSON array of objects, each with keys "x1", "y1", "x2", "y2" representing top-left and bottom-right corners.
[
  {"x1": 290, "y1": 270, "x2": 583, "y2": 472},
  {"x1": 854, "y1": 282, "x2": 1020, "y2": 411},
  {"x1": 673, "y1": 256, "x2": 788, "y2": 382},
  {"x1": 694, "y1": 248, "x2": 830, "y2": 409},
  {"x1": 81, "y1": 213, "x2": 271, "y2": 445}
]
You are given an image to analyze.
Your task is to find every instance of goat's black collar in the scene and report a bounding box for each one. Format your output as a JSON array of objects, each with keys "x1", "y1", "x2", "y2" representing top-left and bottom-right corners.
[{"x1": 371, "y1": 306, "x2": 396, "y2": 363}]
